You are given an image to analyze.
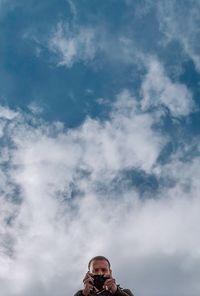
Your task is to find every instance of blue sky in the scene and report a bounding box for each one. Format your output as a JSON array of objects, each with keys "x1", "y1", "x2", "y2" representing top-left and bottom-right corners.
[{"x1": 0, "y1": 1, "x2": 200, "y2": 296}]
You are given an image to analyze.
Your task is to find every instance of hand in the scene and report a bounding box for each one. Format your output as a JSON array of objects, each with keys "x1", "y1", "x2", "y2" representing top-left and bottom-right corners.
[
  {"x1": 103, "y1": 272, "x2": 117, "y2": 294},
  {"x1": 82, "y1": 271, "x2": 94, "y2": 296}
]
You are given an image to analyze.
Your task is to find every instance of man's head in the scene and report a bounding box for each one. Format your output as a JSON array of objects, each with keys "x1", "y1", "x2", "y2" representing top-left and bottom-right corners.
[{"x1": 88, "y1": 256, "x2": 112, "y2": 276}]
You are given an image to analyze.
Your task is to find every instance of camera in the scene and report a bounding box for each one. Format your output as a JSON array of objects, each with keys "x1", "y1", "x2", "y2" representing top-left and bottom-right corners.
[{"x1": 91, "y1": 275, "x2": 111, "y2": 296}]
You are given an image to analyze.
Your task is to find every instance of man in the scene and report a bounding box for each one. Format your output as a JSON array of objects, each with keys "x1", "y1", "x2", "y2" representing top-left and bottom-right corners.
[{"x1": 73, "y1": 256, "x2": 134, "y2": 296}]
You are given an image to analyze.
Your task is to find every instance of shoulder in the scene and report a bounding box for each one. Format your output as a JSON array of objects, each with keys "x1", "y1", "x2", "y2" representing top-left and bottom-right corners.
[
  {"x1": 123, "y1": 288, "x2": 134, "y2": 296},
  {"x1": 73, "y1": 290, "x2": 84, "y2": 296},
  {"x1": 114, "y1": 286, "x2": 134, "y2": 296}
]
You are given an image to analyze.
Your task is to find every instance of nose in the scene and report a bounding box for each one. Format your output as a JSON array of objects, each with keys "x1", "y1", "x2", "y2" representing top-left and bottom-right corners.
[{"x1": 97, "y1": 271, "x2": 103, "y2": 275}]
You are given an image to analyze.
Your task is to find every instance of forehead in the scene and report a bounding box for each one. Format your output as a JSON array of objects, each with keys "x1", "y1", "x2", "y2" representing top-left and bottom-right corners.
[{"x1": 90, "y1": 259, "x2": 110, "y2": 269}]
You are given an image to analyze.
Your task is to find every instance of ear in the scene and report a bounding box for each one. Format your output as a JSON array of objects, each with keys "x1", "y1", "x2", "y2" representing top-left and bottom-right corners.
[{"x1": 110, "y1": 269, "x2": 113, "y2": 276}]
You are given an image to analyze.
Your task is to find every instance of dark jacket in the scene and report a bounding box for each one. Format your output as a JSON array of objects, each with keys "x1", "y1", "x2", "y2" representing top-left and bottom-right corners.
[{"x1": 73, "y1": 285, "x2": 134, "y2": 296}]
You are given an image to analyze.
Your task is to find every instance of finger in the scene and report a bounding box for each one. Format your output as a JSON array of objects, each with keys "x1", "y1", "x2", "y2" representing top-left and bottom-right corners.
[
  {"x1": 103, "y1": 279, "x2": 116, "y2": 288},
  {"x1": 83, "y1": 274, "x2": 94, "y2": 282},
  {"x1": 83, "y1": 274, "x2": 89, "y2": 282},
  {"x1": 84, "y1": 283, "x2": 93, "y2": 290},
  {"x1": 88, "y1": 284, "x2": 94, "y2": 290},
  {"x1": 84, "y1": 283, "x2": 93, "y2": 289},
  {"x1": 83, "y1": 271, "x2": 94, "y2": 280},
  {"x1": 104, "y1": 285, "x2": 113, "y2": 293},
  {"x1": 93, "y1": 286, "x2": 99, "y2": 292},
  {"x1": 104, "y1": 278, "x2": 116, "y2": 284},
  {"x1": 83, "y1": 278, "x2": 94, "y2": 285}
]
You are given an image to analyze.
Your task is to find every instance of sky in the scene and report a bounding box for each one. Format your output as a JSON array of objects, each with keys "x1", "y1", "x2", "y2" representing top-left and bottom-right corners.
[{"x1": 0, "y1": 1, "x2": 200, "y2": 296}]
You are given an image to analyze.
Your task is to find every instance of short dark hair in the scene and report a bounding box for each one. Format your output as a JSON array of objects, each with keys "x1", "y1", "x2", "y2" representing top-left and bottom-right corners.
[{"x1": 88, "y1": 256, "x2": 111, "y2": 270}]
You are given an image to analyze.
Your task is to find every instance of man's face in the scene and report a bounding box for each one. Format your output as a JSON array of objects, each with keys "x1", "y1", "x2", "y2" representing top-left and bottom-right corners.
[{"x1": 90, "y1": 259, "x2": 111, "y2": 276}]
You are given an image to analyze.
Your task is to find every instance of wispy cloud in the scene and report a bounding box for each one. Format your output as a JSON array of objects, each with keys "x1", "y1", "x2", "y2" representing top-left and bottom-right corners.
[
  {"x1": 141, "y1": 58, "x2": 195, "y2": 116},
  {"x1": 49, "y1": 22, "x2": 97, "y2": 67},
  {"x1": 0, "y1": 1, "x2": 199, "y2": 296},
  {"x1": 0, "y1": 78, "x2": 199, "y2": 296},
  {"x1": 157, "y1": 0, "x2": 200, "y2": 71},
  {"x1": 0, "y1": 106, "x2": 18, "y2": 120}
]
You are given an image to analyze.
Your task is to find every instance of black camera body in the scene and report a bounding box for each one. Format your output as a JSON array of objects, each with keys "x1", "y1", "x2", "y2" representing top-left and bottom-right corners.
[
  {"x1": 92, "y1": 275, "x2": 109, "y2": 290},
  {"x1": 91, "y1": 275, "x2": 111, "y2": 296}
]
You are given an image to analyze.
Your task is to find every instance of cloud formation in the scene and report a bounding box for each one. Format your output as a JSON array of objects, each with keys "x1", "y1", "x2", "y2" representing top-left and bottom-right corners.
[
  {"x1": 157, "y1": 0, "x2": 200, "y2": 71},
  {"x1": 49, "y1": 22, "x2": 97, "y2": 67},
  {"x1": 141, "y1": 58, "x2": 195, "y2": 116},
  {"x1": 0, "y1": 71, "x2": 199, "y2": 296},
  {"x1": 0, "y1": 1, "x2": 200, "y2": 296}
]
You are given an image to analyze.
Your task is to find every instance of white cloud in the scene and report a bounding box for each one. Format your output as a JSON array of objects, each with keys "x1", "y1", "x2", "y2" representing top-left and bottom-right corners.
[
  {"x1": 0, "y1": 2, "x2": 199, "y2": 295},
  {"x1": 0, "y1": 106, "x2": 18, "y2": 120},
  {"x1": 140, "y1": 58, "x2": 195, "y2": 116},
  {"x1": 0, "y1": 86, "x2": 199, "y2": 296},
  {"x1": 27, "y1": 102, "x2": 43, "y2": 115},
  {"x1": 48, "y1": 19, "x2": 144, "y2": 69},
  {"x1": 49, "y1": 22, "x2": 97, "y2": 67},
  {"x1": 157, "y1": 0, "x2": 200, "y2": 71}
]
